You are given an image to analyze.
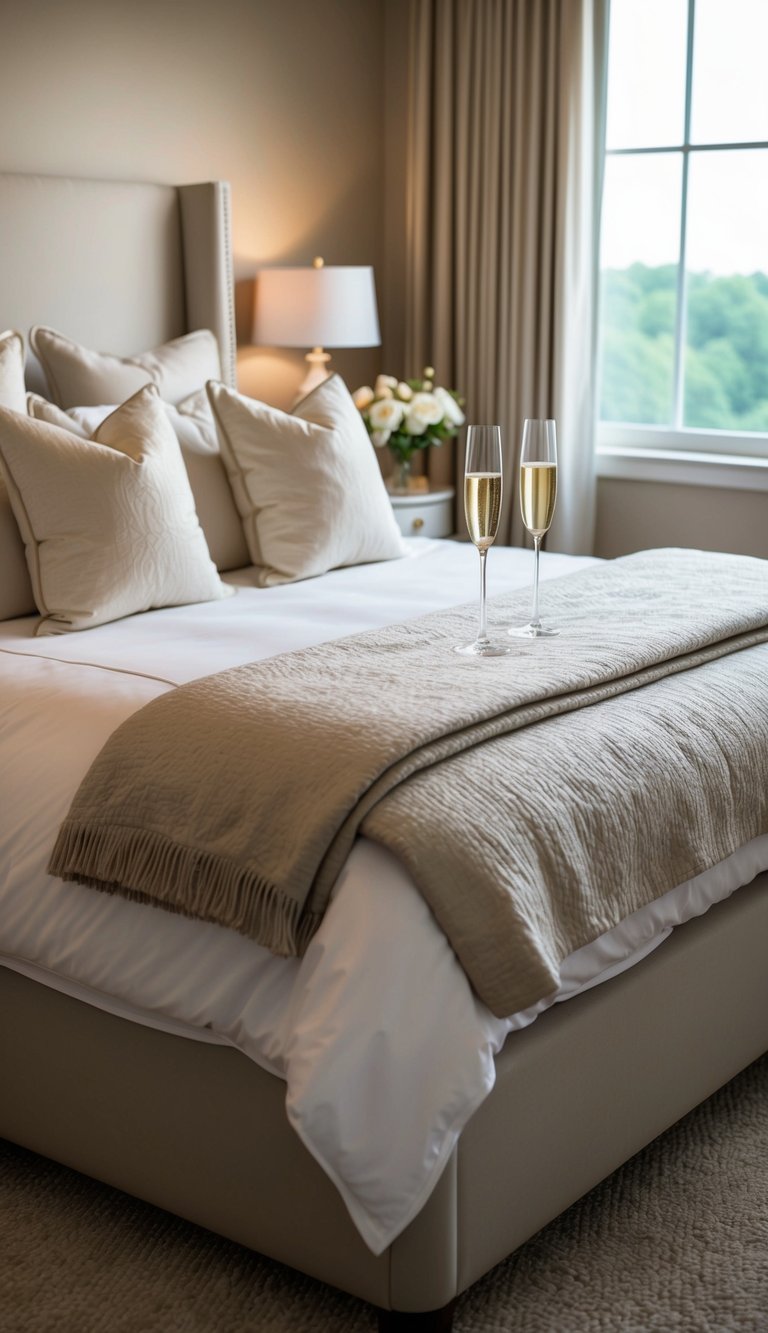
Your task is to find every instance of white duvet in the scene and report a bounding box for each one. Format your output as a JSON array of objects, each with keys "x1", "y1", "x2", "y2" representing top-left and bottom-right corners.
[{"x1": 2, "y1": 538, "x2": 767, "y2": 1254}]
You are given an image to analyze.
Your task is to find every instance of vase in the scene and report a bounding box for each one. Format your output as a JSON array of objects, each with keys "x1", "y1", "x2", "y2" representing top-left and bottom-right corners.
[{"x1": 389, "y1": 456, "x2": 413, "y2": 495}]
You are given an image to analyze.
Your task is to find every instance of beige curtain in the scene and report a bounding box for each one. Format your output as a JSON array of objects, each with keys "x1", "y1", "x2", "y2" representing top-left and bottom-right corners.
[{"x1": 405, "y1": 0, "x2": 608, "y2": 553}]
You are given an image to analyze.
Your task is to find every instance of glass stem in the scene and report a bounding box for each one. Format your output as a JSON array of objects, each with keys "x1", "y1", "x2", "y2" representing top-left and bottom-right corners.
[
  {"x1": 531, "y1": 536, "x2": 542, "y2": 628},
  {"x1": 478, "y1": 548, "x2": 489, "y2": 643}
]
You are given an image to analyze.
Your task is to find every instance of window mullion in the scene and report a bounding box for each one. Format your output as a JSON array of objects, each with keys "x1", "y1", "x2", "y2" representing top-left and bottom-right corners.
[
  {"x1": 673, "y1": 164, "x2": 690, "y2": 430},
  {"x1": 673, "y1": 0, "x2": 696, "y2": 431},
  {"x1": 607, "y1": 140, "x2": 768, "y2": 157}
]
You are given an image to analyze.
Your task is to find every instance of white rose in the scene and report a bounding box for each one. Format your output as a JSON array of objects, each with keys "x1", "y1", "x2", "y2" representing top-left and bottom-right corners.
[
  {"x1": 396, "y1": 381, "x2": 413, "y2": 401},
  {"x1": 374, "y1": 373, "x2": 398, "y2": 397},
  {"x1": 407, "y1": 391, "x2": 443, "y2": 427},
  {"x1": 434, "y1": 385, "x2": 465, "y2": 427},
  {"x1": 403, "y1": 411, "x2": 428, "y2": 436},
  {"x1": 369, "y1": 397, "x2": 406, "y2": 431},
  {"x1": 371, "y1": 429, "x2": 391, "y2": 447},
  {"x1": 353, "y1": 385, "x2": 375, "y2": 410}
]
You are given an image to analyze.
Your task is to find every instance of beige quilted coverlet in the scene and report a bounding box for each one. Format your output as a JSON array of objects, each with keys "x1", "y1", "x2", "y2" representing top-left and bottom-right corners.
[{"x1": 50, "y1": 549, "x2": 768, "y2": 1016}]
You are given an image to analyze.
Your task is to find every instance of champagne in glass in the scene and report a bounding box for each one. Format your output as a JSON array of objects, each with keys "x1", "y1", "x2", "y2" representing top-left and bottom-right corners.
[
  {"x1": 455, "y1": 425, "x2": 511, "y2": 657},
  {"x1": 465, "y1": 471, "x2": 502, "y2": 549},
  {"x1": 508, "y1": 418, "x2": 559, "y2": 638},
  {"x1": 520, "y1": 460, "x2": 557, "y2": 537}
]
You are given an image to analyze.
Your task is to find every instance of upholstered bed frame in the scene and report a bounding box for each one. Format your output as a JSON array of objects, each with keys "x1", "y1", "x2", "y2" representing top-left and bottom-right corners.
[
  {"x1": 1, "y1": 172, "x2": 767, "y2": 1331},
  {"x1": 0, "y1": 171, "x2": 236, "y2": 393}
]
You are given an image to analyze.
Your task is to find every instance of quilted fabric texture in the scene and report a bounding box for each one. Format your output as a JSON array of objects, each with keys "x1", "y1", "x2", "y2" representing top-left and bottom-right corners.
[
  {"x1": 27, "y1": 392, "x2": 249, "y2": 573},
  {"x1": 30, "y1": 326, "x2": 221, "y2": 408},
  {"x1": 207, "y1": 374, "x2": 405, "y2": 587},
  {"x1": 50, "y1": 548, "x2": 768, "y2": 1015},
  {"x1": 0, "y1": 384, "x2": 231, "y2": 634}
]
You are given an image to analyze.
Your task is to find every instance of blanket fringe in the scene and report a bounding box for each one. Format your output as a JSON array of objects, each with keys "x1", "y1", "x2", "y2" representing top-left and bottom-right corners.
[{"x1": 47, "y1": 821, "x2": 321, "y2": 957}]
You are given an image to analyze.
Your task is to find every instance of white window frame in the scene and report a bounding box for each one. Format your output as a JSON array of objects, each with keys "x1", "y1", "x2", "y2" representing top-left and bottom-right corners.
[{"x1": 597, "y1": 0, "x2": 768, "y2": 489}]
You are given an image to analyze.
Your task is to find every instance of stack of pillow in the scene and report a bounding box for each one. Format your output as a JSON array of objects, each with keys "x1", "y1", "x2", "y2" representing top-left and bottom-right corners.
[{"x1": 0, "y1": 327, "x2": 405, "y2": 635}]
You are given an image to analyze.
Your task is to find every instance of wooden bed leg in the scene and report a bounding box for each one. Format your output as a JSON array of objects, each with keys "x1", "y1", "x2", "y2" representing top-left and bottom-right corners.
[{"x1": 377, "y1": 1299, "x2": 456, "y2": 1332}]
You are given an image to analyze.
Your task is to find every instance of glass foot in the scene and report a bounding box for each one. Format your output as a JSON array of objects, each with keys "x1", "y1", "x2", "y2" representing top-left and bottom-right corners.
[
  {"x1": 507, "y1": 623, "x2": 559, "y2": 639},
  {"x1": 455, "y1": 638, "x2": 511, "y2": 657}
]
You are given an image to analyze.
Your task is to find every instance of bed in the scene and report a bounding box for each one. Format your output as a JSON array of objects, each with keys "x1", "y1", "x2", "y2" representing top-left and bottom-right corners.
[{"x1": 1, "y1": 171, "x2": 767, "y2": 1332}]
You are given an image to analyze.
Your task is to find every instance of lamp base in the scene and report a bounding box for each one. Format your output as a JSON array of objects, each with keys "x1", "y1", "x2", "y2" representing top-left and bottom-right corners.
[{"x1": 295, "y1": 347, "x2": 332, "y2": 402}]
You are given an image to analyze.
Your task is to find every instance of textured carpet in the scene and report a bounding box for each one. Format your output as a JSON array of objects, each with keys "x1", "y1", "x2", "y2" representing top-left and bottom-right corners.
[{"x1": 1, "y1": 1056, "x2": 766, "y2": 1333}]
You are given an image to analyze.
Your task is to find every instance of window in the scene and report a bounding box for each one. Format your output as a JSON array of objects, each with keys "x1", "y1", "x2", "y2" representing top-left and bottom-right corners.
[{"x1": 597, "y1": 0, "x2": 768, "y2": 465}]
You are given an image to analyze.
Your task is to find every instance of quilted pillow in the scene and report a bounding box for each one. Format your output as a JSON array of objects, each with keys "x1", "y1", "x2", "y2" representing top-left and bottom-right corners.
[
  {"x1": 30, "y1": 326, "x2": 221, "y2": 408},
  {"x1": 27, "y1": 391, "x2": 249, "y2": 573},
  {"x1": 0, "y1": 330, "x2": 37, "y2": 620},
  {"x1": 0, "y1": 384, "x2": 232, "y2": 635},
  {"x1": 206, "y1": 374, "x2": 405, "y2": 587}
]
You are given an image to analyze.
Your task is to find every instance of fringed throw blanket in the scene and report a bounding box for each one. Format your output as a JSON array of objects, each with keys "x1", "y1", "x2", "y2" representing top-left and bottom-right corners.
[{"x1": 49, "y1": 549, "x2": 768, "y2": 1016}]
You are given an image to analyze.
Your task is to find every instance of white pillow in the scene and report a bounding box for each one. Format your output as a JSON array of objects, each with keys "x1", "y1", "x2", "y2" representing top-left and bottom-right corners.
[
  {"x1": 0, "y1": 384, "x2": 232, "y2": 635},
  {"x1": 27, "y1": 391, "x2": 249, "y2": 574},
  {"x1": 30, "y1": 326, "x2": 221, "y2": 409},
  {"x1": 206, "y1": 374, "x2": 406, "y2": 587},
  {"x1": 0, "y1": 330, "x2": 37, "y2": 620}
]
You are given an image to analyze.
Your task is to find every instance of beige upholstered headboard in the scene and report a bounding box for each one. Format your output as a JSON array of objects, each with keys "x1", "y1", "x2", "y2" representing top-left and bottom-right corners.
[{"x1": 0, "y1": 172, "x2": 236, "y2": 393}]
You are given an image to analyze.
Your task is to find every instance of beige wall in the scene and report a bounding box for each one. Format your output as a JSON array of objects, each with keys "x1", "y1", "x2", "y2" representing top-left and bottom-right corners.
[
  {"x1": 0, "y1": 0, "x2": 385, "y2": 409},
  {"x1": 595, "y1": 479, "x2": 768, "y2": 561}
]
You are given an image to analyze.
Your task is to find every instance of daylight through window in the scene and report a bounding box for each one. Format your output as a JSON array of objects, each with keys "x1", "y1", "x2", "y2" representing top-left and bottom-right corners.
[{"x1": 598, "y1": 0, "x2": 768, "y2": 457}]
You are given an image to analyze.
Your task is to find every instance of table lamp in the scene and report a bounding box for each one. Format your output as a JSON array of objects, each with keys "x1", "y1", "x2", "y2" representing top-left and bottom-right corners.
[{"x1": 253, "y1": 257, "x2": 380, "y2": 398}]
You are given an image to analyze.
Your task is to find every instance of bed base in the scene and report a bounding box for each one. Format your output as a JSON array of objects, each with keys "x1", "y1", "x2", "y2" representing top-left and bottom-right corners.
[{"x1": 2, "y1": 872, "x2": 767, "y2": 1325}]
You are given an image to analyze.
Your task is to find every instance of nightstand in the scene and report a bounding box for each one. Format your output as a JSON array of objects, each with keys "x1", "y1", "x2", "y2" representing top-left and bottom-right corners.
[{"x1": 388, "y1": 487, "x2": 456, "y2": 539}]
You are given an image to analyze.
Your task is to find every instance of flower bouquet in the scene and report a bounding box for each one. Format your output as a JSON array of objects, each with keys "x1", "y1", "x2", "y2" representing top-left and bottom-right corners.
[{"x1": 353, "y1": 367, "x2": 465, "y2": 492}]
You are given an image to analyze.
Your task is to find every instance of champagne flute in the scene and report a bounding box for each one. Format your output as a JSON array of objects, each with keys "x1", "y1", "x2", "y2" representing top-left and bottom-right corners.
[
  {"x1": 455, "y1": 425, "x2": 511, "y2": 657},
  {"x1": 508, "y1": 418, "x2": 559, "y2": 638}
]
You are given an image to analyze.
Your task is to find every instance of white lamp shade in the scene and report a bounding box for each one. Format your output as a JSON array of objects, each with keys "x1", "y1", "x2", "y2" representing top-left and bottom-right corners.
[{"x1": 253, "y1": 265, "x2": 380, "y2": 349}]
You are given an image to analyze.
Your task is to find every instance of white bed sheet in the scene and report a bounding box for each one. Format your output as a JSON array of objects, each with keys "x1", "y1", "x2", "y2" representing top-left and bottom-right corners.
[{"x1": 3, "y1": 539, "x2": 767, "y2": 1254}]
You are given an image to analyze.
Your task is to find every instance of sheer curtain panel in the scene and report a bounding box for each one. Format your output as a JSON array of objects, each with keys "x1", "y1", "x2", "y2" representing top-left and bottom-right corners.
[{"x1": 405, "y1": 0, "x2": 607, "y2": 552}]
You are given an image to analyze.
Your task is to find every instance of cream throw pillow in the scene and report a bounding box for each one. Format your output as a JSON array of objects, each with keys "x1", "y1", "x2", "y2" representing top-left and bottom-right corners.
[
  {"x1": 30, "y1": 326, "x2": 221, "y2": 408},
  {"x1": 0, "y1": 330, "x2": 37, "y2": 620},
  {"x1": 207, "y1": 375, "x2": 405, "y2": 587},
  {"x1": 27, "y1": 392, "x2": 249, "y2": 573},
  {"x1": 0, "y1": 384, "x2": 231, "y2": 634}
]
